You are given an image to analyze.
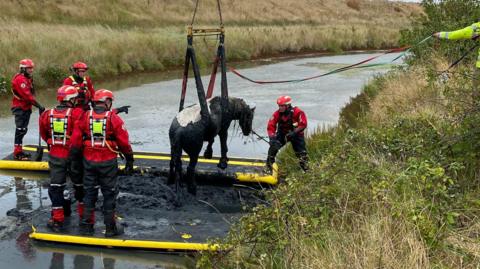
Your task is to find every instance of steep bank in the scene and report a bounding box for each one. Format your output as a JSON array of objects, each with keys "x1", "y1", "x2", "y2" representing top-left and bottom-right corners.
[
  {"x1": 201, "y1": 62, "x2": 480, "y2": 268},
  {"x1": 0, "y1": 0, "x2": 421, "y2": 89},
  {"x1": 198, "y1": 0, "x2": 480, "y2": 263}
]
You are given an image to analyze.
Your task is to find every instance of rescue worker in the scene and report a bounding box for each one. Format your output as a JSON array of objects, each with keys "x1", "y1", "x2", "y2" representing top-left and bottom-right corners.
[
  {"x1": 63, "y1": 61, "x2": 130, "y2": 114},
  {"x1": 264, "y1": 95, "x2": 308, "y2": 174},
  {"x1": 69, "y1": 89, "x2": 134, "y2": 237},
  {"x1": 11, "y1": 59, "x2": 45, "y2": 160},
  {"x1": 433, "y1": 22, "x2": 480, "y2": 96},
  {"x1": 64, "y1": 62, "x2": 128, "y2": 208},
  {"x1": 39, "y1": 85, "x2": 85, "y2": 231},
  {"x1": 63, "y1": 62, "x2": 95, "y2": 111}
]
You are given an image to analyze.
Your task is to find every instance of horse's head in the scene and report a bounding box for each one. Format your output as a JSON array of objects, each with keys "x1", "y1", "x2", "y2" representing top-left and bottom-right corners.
[{"x1": 239, "y1": 102, "x2": 255, "y2": 136}]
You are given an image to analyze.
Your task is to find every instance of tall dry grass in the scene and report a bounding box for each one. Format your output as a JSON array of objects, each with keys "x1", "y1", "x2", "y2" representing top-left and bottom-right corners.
[
  {"x1": 0, "y1": 0, "x2": 421, "y2": 27},
  {"x1": 0, "y1": 19, "x2": 407, "y2": 87},
  {"x1": 0, "y1": 0, "x2": 421, "y2": 86},
  {"x1": 288, "y1": 210, "x2": 429, "y2": 269}
]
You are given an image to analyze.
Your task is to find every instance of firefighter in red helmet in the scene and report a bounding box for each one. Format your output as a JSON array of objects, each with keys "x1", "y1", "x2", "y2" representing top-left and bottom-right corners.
[
  {"x1": 11, "y1": 59, "x2": 45, "y2": 160},
  {"x1": 63, "y1": 62, "x2": 130, "y2": 114},
  {"x1": 39, "y1": 85, "x2": 85, "y2": 231},
  {"x1": 63, "y1": 62, "x2": 95, "y2": 111},
  {"x1": 264, "y1": 95, "x2": 309, "y2": 174},
  {"x1": 69, "y1": 89, "x2": 134, "y2": 237}
]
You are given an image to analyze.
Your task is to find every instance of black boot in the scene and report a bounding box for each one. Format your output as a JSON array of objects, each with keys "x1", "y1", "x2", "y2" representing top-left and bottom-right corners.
[
  {"x1": 79, "y1": 222, "x2": 94, "y2": 235},
  {"x1": 63, "y1": 199, "x2": 72, "y2": 217},
  {"x1": 297, "y1": 152, "x2": 309, "y2": 172},
  {"x1": 47, "y1": 219, "x2": 64, "y2": 233},
  {"x1": 104, "y1": 210, "x2": 124, "y2": 237},
  {"x1": 186, "y1": 167, "x2": 197, "y2": 195},
  {"x1": 263, "y1": 155, "x2": 275, "y2": 174},
  {"x1": 105, "y1": 223, "x2": 124, "y2": 237},
  {"x1": 79, "y1": 207, "x2": 95, "y2": 235}
]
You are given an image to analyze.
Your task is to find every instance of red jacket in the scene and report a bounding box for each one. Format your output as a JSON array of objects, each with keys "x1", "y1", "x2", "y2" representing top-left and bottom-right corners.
[
  {"x1": 70, "y1": 107, "x2": 132, "y2": 162},
  {"x1": 63, "y1": 76, "x2": 95, "y2": 109},
  {"x1": 267, "y1": 106, "x2": 307, "y2": 137},
  {"x1": 11, "y1": 73, "x2": 36, "y2": 110},
  {"x1": 39, "y1": 106, "x2": 84, "y2": 159}
]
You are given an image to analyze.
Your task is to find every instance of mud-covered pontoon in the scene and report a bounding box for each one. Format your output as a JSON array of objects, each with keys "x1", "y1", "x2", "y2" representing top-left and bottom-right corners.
[
  {"x1": 1, "y1": 145, "x2": 275, "y2": 251},
  {"x1": 0, "y1": 145, "x2": 278, "y2": 185}
]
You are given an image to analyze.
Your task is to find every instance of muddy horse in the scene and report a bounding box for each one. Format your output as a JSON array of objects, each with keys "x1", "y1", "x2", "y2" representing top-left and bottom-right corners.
[{"x1": 169, "y1": 96, "x2": 255, "y2": 194}]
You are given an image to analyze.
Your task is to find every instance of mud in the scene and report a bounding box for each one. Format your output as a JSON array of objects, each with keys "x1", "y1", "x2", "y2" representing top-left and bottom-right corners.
[
  {"x1": 2, "y1": 171, "x2": 266, "y2": 248},
  {"x1": 117, "y1": 173, "x2": 264, "y2": 213}
]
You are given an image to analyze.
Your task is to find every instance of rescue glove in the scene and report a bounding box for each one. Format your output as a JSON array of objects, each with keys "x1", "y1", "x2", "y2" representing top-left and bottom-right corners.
[
  {"x1": 269, "y1": 137, "x2": 282, "y2": 150},
  {"x1": 124, "y1": 153, "x2": 134, "y2": 175},
  {"x1": 34, "y1": 102, "x2": 45, "y2": 114},
  {"x1": 115, "y1": 106, "x2": 131, "y2": 114},
  {"x1": 285, "y1": 131, "x2": 296, "y2": 141}
]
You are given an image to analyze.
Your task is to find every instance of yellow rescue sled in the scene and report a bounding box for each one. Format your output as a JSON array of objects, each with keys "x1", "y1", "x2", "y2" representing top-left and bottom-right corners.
[{"x1": 0, "y1": 145, "x2": 278, "y2": 185}]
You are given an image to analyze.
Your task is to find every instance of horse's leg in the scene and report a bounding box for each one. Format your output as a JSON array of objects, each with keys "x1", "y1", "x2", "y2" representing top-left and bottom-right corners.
[
  {"x1": 170, "y1": 142, "x2": 183, "y2": 189},
  {"x1": 186, "y1": 154, "x2": 198, "y2": 195},
  {"x1": 217, "y1": 129, "x2": 229, "y2": 170},
  {"x1": 168, "y1": 145, "x2": 176, "y2": 185},
  {"x1": 203, "y1": 138, "x2": 214, "y2": 159}
]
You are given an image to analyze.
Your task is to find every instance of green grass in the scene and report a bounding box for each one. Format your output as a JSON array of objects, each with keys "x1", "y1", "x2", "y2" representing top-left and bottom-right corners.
[{"x1": 199, "y1": 61, "x2": 480, "y2": 268}]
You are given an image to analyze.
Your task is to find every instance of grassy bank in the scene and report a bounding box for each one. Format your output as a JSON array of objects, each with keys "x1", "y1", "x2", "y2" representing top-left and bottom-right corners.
[
  {"x1": 197, "y1": 1, "x2": 480, "y2": 267},
  {"x1": 0, "y1": 0, "x2": 420, "y2": 89},
  {"x1": 200, "y1": 61, "x2": 480, "y2": 269}
]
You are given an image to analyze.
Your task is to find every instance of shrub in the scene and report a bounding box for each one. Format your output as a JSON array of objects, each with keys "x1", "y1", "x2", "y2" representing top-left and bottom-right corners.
[{"x1": 346, "y1": 0, "x2": 361, "y2": 11}]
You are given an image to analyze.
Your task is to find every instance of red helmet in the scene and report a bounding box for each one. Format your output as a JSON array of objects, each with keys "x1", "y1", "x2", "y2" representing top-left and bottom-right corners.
[
  {"x1": 93, "y1": 89, "x2": 114, "y2": 102},
  {"x1": 277, "y1": 95, "x2": 292, "y2": 106},
  {"x1": 56, "y1": 85, "x2": 78, "y2": 103},
  {"x1": 72, "y1": 62, "x2": 88, "y2": 70},
  {"x1": 19, "y1": 59, "x2": 34, "y2": 68}
]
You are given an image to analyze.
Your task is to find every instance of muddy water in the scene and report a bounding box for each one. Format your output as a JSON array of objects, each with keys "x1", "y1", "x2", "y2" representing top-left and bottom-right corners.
[{"x1": 0, "y1": 52, "x2": 402, "y2": 268}]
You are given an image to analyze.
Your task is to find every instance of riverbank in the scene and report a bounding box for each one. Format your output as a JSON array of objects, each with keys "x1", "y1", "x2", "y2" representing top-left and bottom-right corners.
[
  {"x1": 202, "y1": 60, "x2": 480, "y2": 268},
  {"x1": 0, "y1": 0, "x2": 421, "y2": 89}
]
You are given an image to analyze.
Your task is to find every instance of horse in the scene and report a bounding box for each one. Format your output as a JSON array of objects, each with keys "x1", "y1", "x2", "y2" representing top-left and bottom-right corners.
[{"x1": 169, "y1": 96, "x2": 255, "y2": 195}]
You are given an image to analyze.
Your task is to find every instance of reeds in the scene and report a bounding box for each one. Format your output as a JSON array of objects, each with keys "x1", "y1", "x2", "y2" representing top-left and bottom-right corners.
[{"x1": 0, "y1": 0, "x2": 420, "y2": 87}]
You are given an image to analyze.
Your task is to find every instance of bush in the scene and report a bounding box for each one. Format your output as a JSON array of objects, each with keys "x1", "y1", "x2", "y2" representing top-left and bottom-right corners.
[{"x1": 346, "y1": 0, "x2": 361, "y2": 11}]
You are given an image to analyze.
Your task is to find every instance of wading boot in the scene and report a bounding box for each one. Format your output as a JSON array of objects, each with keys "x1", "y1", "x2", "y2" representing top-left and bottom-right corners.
[
  {"x1": 79, "y1": 222, "x2": 94, "y2": 235},
  {"x1": 297, "y1": 152, "x2": 309, "y2": 173},
  {"x1": 77, "y1": 202, "x2": 85, "y2": 222},
  {"x1": 47, "y1": 208, "x2": 64, "y2": 233},
  {"x1": 47, "y1": 219, "x2": 63, "y2": 233},
  {"x1": 14, "y1": 151, "x2": 31, "y2": 161},
  {"x1": 104, "y1": 210, "x2": 124, "y2": 237},
  {"x1": 79, "y1": 207, "x2": 95, "y2": 235},
  {"x1": 63, "y1": 199, "x2": 72, "y2": 217},
  {"x1": 105, "y1": 223, "x2": 124, "y2": 237}
]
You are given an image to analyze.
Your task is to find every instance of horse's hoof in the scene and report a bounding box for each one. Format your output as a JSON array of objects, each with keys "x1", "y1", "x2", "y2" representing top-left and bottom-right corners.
[
  {"x1": 217, "y1": 160, "x2": 228, "y2": 170},
  {"x1": 187, "y1": 184, "x2": 197, "y2": 195}
]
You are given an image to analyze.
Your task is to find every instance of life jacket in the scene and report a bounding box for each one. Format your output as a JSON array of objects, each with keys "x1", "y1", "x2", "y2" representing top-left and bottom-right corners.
[
  {"x1": 84, "y1": 110, "x2": 114, "y2": 148},
  {"x1": 278, "y1": 108, "x2": 296, "y2": 133},
  {"x1": 11, "y1": 73, "x2": 33, "y2": 100},
  {"x1": 49, "y1": 108, "x2": 72, "y2": 146},
  {"x1": 69, "y1": 75, "x2": 89, "y2": 102}
]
